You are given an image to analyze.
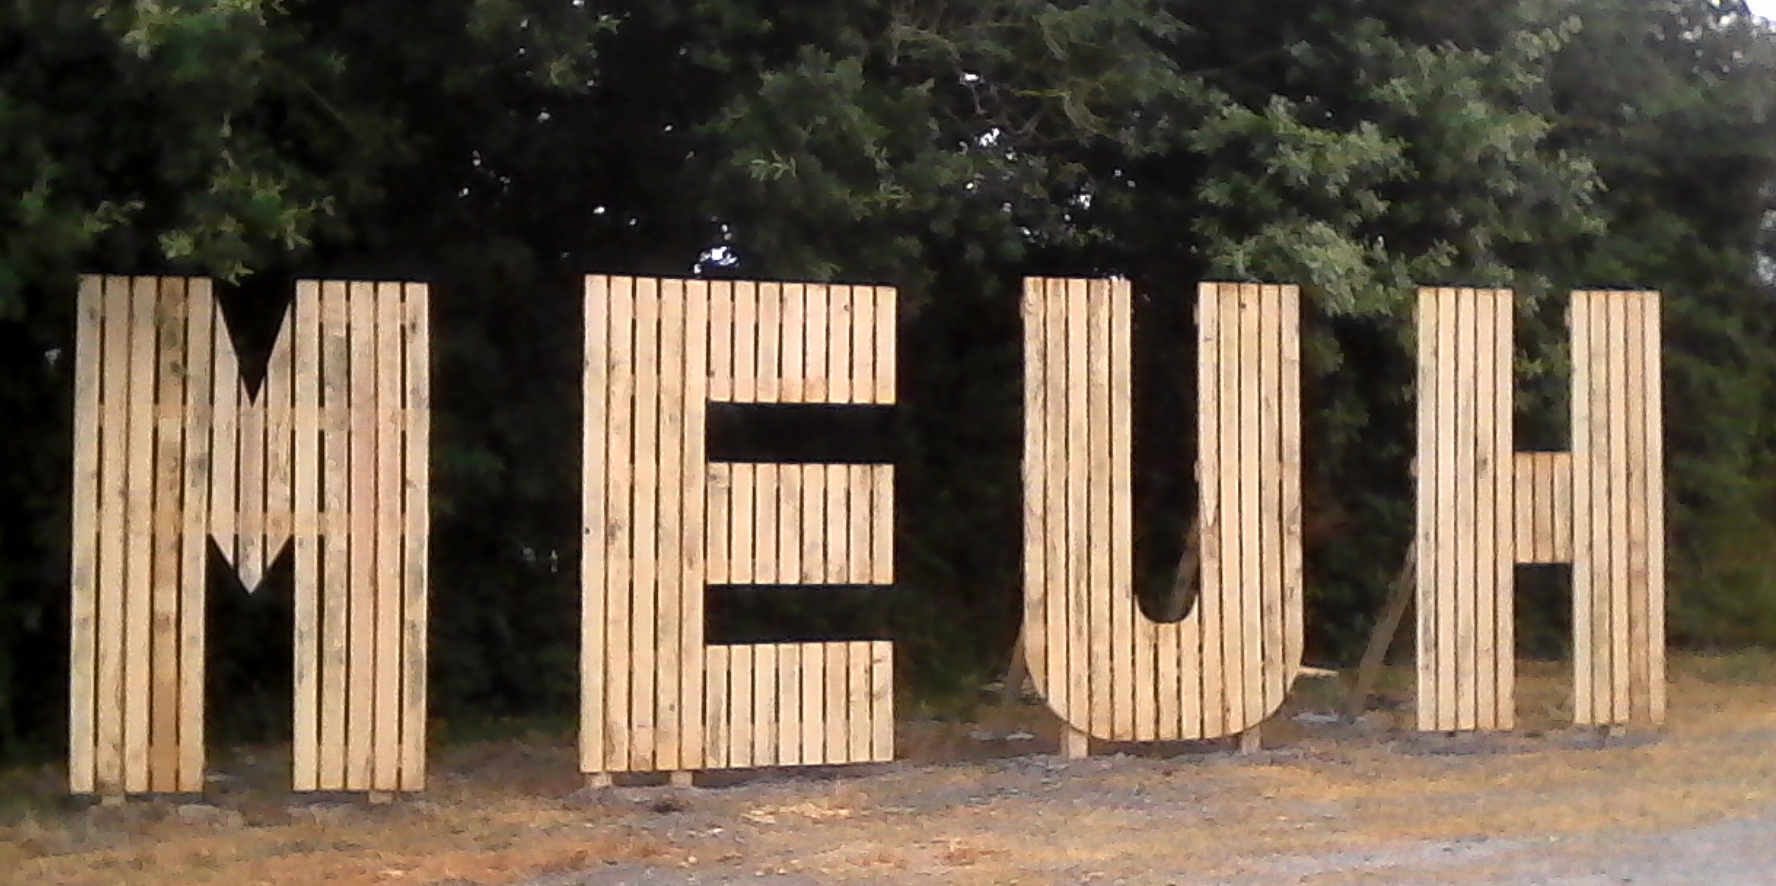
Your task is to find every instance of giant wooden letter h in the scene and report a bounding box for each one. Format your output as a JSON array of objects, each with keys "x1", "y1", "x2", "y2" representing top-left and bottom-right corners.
[
  {"x1": 1415, "y1": 289, "x2": 1664, "y2": 732},
  {"x1": 69, "y1": 276, "x2": 431, "y2": 797}
]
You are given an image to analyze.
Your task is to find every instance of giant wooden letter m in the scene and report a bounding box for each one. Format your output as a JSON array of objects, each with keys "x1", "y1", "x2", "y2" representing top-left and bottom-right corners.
[{"x1": 69, "y1": 276, "x2": 431, "y2": 797}]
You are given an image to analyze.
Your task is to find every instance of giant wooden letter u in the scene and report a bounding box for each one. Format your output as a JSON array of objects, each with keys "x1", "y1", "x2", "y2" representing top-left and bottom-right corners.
[
  {"x1": 1021, "y1": 280, "x2": 1304, "y2": 743},
  {"x1": 69, "y1": 276, "x2": 431, "y2": 797}
]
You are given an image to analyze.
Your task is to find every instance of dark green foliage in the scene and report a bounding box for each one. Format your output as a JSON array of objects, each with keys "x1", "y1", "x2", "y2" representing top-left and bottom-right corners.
[{"x1": 0, "y1": 0, "x2": 1772, "y2": 760}]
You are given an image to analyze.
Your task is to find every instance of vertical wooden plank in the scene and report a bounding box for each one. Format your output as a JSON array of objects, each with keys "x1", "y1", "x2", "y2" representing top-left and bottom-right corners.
[
  {"x1": 704, "y1": 645, "x2": 729, "y2": 770},
  {"x1": 1590, "y1": 291, "x2": 1616, "y2": 723},
  {"x1": 1472, "y1": 291, "x2": 1497, "y2": 729},
  {"x1": 1414, "y1": 289, "x2": 1438, "y2": 731},
  {"x1": 732, "y1": 463, "x2": 756, "y2": 585},
  {"x1": 682, "y1": 280, "x2": 710, "y2": 772},
  {"x1": 800, "y1": 466, "x2": 824, "y2": 583},
  {"x1": 69, "y1": 277, "x2": 103, "y2": 795},
  {"x1": 873, "y1": 287, "x2": 896, "y2": 405},
  {"x1": 831, "y1": 286, "x2": 854, "y2": 405},
  {"x1": 1645, "y1": 293, "x2": 1667, "y2": 723},
  {"x1": 869, "y1": 468, "x2": 893, "y2": 585},
  {"x1": 1066, "y1": 279, "x2": 1091, "y2": 734},
  {"x1": 851, "y1": 285, "x2": 873, "y2": 406},
  {"x1": 709, "y1": 280, "x2": 734, "y2": 403},
  {"x1": 400, "y1": 283, "x2": 430, "y2": 791},
  {"x1": 1453, "y1": 291, "x2": 1478, "y2": 731},
  {"x1": 582, "y1": 276, "x2": 609, "y2": 774},
  {"x1": 1257, "y1": 285, "x2": 1285, "y2": 714},
  {"x1": 1039, "y1": 280, "x2": 1068, "y2": 723},
  {"x1": 603, "y1": 278, "x2": 637, "y2": 771},
  {"x1": 781, "y1": 283, "x2": 805, "y2": 403},
  {"x1": 824, "y1": 644, "x2": 847, "y2": 762},
  {"x1": 778, "y1": 465, "x2": 802, "y2": 587},
  {"x1": 177, "y1": 281, "x2": 215, "y2": 793},
  {"x1": 123, "y1": 276, "x2": 157, "y2": 793},
  {"x1": 777, "y1": 644, "x2": 802, "y2": 766},
  {"x1": 1113, "y1": 282, "x2": 1153, "y2": 741},
  {"x1": 345, "y1": 281, "x2": 379, "y2": 789},
  {"x1": 707, "y1": 468, "x2": 732, "y2": 585},
  {"x1": 801, "y1": 645, "x2": 825, "y2": 766},
  {"x1": 373, "y1": 284, "x2": 404, "y2": 791},
  {"x1": 824, "y1": 465, "x2": 846, "y2": 584},
  {"x1": 804, "y1": 284, "x2": 829, "y2": 402},
  {"x1": 1200, "y1": 284, "x2": 1228, "y2": 739},
  {"x1": 630, "y1": 278, "x2": 661, "y2": 770},
  {"x1": 1607, "y1": 294, "x2": 1631, "y2": 723},
  {"x1": 1625, "y1": 293, "x2": 1650, "y2": 723},
  {"x1": 755, "y1": 463, "x2": 778, "y2": 586},
  {"x1": 1571, "y1": 293, "x2": 1595, "y2": 725},
  {"x1": 655, "y1": 279, "x2": 686, "y2": 772},
  {"x1": 1435, "y1": 289, "x2": 1461, "y2": 731},
  {"x1": 148, "y1": 278, "x2": 187, "y2": 794},
  {"x1": 291, "y1": 282, "x2": 321, "y2": 791},
  {"x1": 265, "y1": 294, "x2": 294, "y2": 559},
  {"x1": 95, "y1": 277, "x2": 131, "y2": 795},
  {"x1": 317, "y1": 282, "x2": 350, "y2": 789},
  {"x1": 847, "y1": 642, "x2": 870, "y2": 761},
  {"x1": 730, "y1": 644, "x2": 754, "y2": 768},
  {"x1": 758, "y1": 282, "x2": 781, "y2": 403},
  {"x1": 1021, "y1": 280, "x2": 1047, "y2": 700},
  {"x1": 868, "y1": 642, "x2": 892, "y2": 761},
  {"x1": 1237, "y1": 284, "x2": 1264, "y2": 729},
  {"x1": 1492, "y1": 291, "x2": 1516, "y2": 730},
  {"x1": 1084, "y1": 280, "x2": 1113, "y2": 738},
  {"x1": 1281, "y1": 285, "x2": 1304, "y2": 689},
  {"x1": 209, "y1": 283, "x2": 240, "y2": 582},
  {"x1": 733, "y1": 281, "x2": 759, "y2": 403},
  {"x1": 754, "y1": 644, "x2": 778, "y2": 767}
]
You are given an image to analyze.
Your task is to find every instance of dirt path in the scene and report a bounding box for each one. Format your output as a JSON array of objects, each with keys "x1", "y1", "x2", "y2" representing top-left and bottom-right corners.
[{"x1": 6, "y1": 656, "x2": 1776, "y2": 886}]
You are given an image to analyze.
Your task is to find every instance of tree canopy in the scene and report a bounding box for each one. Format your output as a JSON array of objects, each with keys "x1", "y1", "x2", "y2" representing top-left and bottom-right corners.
[{"x1": 1, "y1": 0, "x2": 1773, "y2": 758}]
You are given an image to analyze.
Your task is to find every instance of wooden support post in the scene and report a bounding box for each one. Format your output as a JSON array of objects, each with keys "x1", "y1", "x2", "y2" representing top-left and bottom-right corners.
[
  {"x1": 1061, "y1": 725, "x2": 1089, "y2": 759},
  {"x1": 1239, "y1": 726, "x2": 1263, "y2": 755}
]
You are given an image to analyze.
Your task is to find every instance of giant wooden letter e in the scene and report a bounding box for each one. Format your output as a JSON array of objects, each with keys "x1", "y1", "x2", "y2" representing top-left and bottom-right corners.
[{"x1": 582, "y1": 277, "x2": 896, "y2": 778}]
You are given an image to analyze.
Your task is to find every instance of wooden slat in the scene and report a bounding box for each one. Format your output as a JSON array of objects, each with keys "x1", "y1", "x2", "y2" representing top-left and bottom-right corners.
[
  {"x1": 292, "y1": 283, "x2": 321, "y2": 791},
  {"x1": 1607, "y1": 294, "x2": 1631, "y2": 723},
  {"x1": 781, "y1": 283, "x2": 805, "y2": 403},
  {"x1": 655, "y1": 279, "x2": 686, "y2": 771},
  {"x1": 178, "y1": 281, "x2": 215, "y2": 792},
  {"x1": 1474, "y1": 290, "x2": 1499, "y2": 730},
  {"x1": 869, "y1": 641, "x2": 893, "y2": 760},
  {"x1": 682, "y1": 280, "x2": 710, "y2": 772},
  {"x1": 399, "y1": 286, "x2": 430, "y2": 792},
  {"x1": 853, "y1": 286, "x2": 875, "y2": 406},
  {"x1": 824, "y1": 464, "x2": 846, "y2": 584},
  {"x1": 754, "y1": 644, "x2": 778, "y2": 767},
  {"x1": 345, "y1": 281, "x2": 379, "y2": 788},
  {"x1": 800, "y1": 643, "x2": 824, "y2": 766},
  {"x1": 706, "y1": 465, "x2": 732, "y2": 585},
  {"x1": 730, "y1": 644, "x2": 754, "y2": 768},
  {"x1": 847, "y1": 642, "x2": 871, "y2": 761},
  {"x1": 317, "y1": 282, "x2": 350, "y2": 788},
  {"x1": 1571, "y1": 293, "x2": 1595, "y2": 724},
  {"x1": 704, "y1": 645, "x2": 729, "y2": 770},
  {"x1": 755, "y1": 462, "x2": 778, "y2": 586},
  {"x1": 1435, "y1": 289, "x2": 1460, "y2": 731},
  {"x1": 777, "y1": 465, "x2": 802, "y2": 585},
  {"x1": 373, "y1": 284, "x2": 404, "y2": 790},
  {"x1": 1115, "y1": 281, "x2": 1153, "y2": 742},
  {"x1": 1086, "y1": 280, "x2": 1119, "y2": 738},
  {"x1": 1414, "y1": 289, "x2": 1438, "y2": 730},
  {"x1": 1645, "y1": 293, "x2": 1667, "y2": 723},
  {"x1": 1201, "y1": 283, "x2": 1228, "y2": 738},
  {"x1": 870, "y1": 467, "x2": 893, "y2": 585},
  {"x1": 777, "y1": 644, "x2": 801, "y2": 766},
  {"x1": 1625, "y1": 293, "x2": 1650, "y2": 724},
  {"x1": 873, "y1": 286, "x2": 895, "y2": 404},
  {"x1": 123, "y1": 276, "x2": 156, "y2": 793},
  {"x1": 731, "y1": 463, "x2": 755, "y2": 585},
  {"x1": 1066, "y1": 279, "x2": 1090, "y2": 732},
  {"x1": 95, "y1": 276, "x2": 131, "y2": 795},
  {"x1": 757, "y1": 281, "x2": 781, "y2": 402},
  {"x1": 1491, "y1": 291, "x2": 1515, "y2": 731},
  {"x1": 630, "y1": 277, "x2": 661, "y2": 770},
  {"x1": 804, "y1": 284, "x2": 829, "y2": 402},
  {"x1": 1042, "y1": 280, "x2": 1069, "y2": 722},
  {"x1": 1452, "y1": 290, "x2": 1476, "y2": 731},
  {"x1": 831, "y1": 286, "x2": 854, "y2": 404},
  {"x1": 581, "y1": 277, "x2": 609, "y2": 771},
  {"x1": 1237, "y1": 284, "x2": 1263, "y2": 729},
  {"x1": 149, "y1": 277, "x2": 188, "y2": 792},
  {"x1": 799, "y1": 465, "x2": 823, "y2": 582},
  {"x1": 824, "y1": 643, "x2": 847, "y2": 762},
  {"x1": 265, "y1": 297, "x2": 295, "y2": 554},
  {"x1": 69, "y1": 277, "x2": 103, "y2": 794},
  {"x1": 603, "y1": 278, "x2": 635, "y2": 770},
  {"x1": 709, "y1": 281, "x2": 734, "y2": 403},
  {"x1": 1258, "y1": 285, "x2": 1284, "y2": 715},
  {"x1": 1021, "y1": 280, "x2": 1048, "y2": 701},
  {"x1": 1281, "y1": 285, "x2": 1304, "y2": 689},
  {"x1": 734, "y1": 281, "x2": 759, "y2": 403}
]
